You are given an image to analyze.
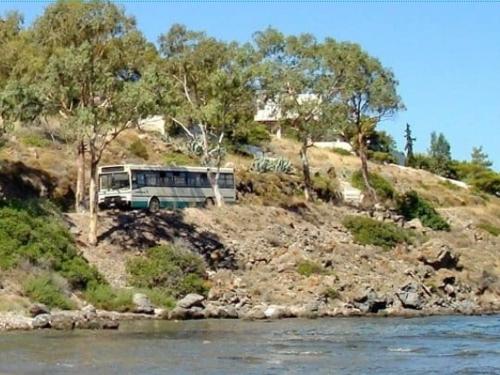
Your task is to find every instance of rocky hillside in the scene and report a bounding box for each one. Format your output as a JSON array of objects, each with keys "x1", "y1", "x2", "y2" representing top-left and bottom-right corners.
[{"x1": 0, "y1": 128, "x2": 499, "y2": 324}]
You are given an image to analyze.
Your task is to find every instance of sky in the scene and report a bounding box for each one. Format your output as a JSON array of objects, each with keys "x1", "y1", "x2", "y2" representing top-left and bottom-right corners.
[{"x1": 1, "y1": 1, "x2": 499, "y2": 169}]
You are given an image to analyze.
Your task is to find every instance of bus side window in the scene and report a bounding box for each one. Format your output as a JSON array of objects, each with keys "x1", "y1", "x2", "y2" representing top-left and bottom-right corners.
[
  {"x1": 174, "y1": 172, "x2": 186, "y2": 187},
  {"x1": 200, "y1": 173, "x2": 210, "y2": 187},
  {"x1": 133, "y1": 171, "x2": 146, "y2": 188},
  {"x1": 145, "y1": 172, "x2": 159, "y2": 187}
]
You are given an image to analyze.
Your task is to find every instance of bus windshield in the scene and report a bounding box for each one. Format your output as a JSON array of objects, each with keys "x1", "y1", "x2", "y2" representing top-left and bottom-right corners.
[{"x1": 100, "y1": 173, "x2": 130, "y2": 190}]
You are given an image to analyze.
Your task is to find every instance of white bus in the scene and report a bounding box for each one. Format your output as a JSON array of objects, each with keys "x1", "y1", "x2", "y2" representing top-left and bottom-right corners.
[{"x1": 98, "y1": 164, "x2": 236, "y2": 211}]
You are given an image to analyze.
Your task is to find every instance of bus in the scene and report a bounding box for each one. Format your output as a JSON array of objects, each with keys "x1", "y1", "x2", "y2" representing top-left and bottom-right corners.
[{"x1": 98, "y1": 164, "x2": 236, "y2": 211}]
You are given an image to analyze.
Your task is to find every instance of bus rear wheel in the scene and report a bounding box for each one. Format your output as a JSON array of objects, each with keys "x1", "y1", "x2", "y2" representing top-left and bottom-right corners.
[
  {"x1": 148, "y1": 197, "x2": 160, "y2": 213},
  {"x1": 204, "y1": 197, "x2": 215, "y2": 208}
]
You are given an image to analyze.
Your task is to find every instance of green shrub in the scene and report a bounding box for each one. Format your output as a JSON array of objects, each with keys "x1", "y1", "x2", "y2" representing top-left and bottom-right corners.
[
  {"x1": 477, "y1": 222, "x2": 500, "y2": 237},
  {"x1": 84, "y1": 284, "x2": 134, "y2": 312},
  {"x1": 297, "y1": 260, "x2": 327, "y2": 277},
  {"x1": 129, "y1": 139, "x2": 149, "y2": 160},
  {"x1": 233, "y1": 123, "x2": 271, "y2": 146},
  {"x1": 322, "y1": 287, "x2": 340, "y2": 301},
  {"x1": 368, "y1": 151, "x2": 396, "y2": 164},
  {"x1": 396, "y1": 191, "x2": 450, "y2": 231},
  {"x1": 312, "y1": 173, "x2": 339, "y2": 202},
  {"x1": 21, "y1": 134, "x2": 51, "y2": 148},
  {"x1": 126, "y1": 245, "x2": 208, "y2": 298},
  {"x1": 342, "y1": 215, "x2": 412, "y2": 249},
  {"x1": 351, "y1": 170, "x2": 395, "y2": 201},
  {"x1": 0, "y1": 199, "x2": 103, "y2": 289},
  {"x1": 23, "y1": 275, "x2": 74, "y2": 310},
  {"x1": 164, "y1": 151, "x2": 197, "y2": 166},
  {"x1": 143, "y1": 288, "x2": 176, "y2": 309},
  {"x1": 331, "y1": 147, "x2": 352, "y2": 156}
]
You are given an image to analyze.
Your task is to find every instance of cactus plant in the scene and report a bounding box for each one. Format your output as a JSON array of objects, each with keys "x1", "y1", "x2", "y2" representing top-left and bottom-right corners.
[{"x1": 251, "y1": 156, "x2": 293, "y2": 174}]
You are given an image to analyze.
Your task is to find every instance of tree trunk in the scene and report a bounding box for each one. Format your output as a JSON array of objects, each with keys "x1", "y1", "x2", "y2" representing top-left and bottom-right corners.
[
  {"x1": 208, "y1": 170, "x2": 224, "y2": 207},
  {"x1": 75, "y1": 140, "x2": 86, "y2": 213},
  {"x1": 88, "y1": 158, "x2": 99, "y2": 246},
  {"x1": 358, "y1": 132, "x2": 377, "y2": 200},
  {"x1": 276, "y1": 124, "x2": 282, "y2": 139},
  {"x1": 300, "y1": 141, "x2": 312, "y2": 202}
]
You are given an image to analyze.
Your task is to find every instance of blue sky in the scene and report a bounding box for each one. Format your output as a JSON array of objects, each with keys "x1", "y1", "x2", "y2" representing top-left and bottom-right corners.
[{"x1": 1, "y1": 1, "x2": 499, "y2": 169}]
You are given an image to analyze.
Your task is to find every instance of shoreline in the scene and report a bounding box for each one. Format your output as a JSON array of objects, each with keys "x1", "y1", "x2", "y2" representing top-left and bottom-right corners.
[{"x1": 1, "y1": 306, "x2": 499, "y2": 332}]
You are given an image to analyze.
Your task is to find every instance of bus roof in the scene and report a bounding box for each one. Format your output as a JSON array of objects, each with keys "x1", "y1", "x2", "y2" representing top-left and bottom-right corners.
[{"x1": 98, "y1": 164, "x2": 234, "y2": 174}]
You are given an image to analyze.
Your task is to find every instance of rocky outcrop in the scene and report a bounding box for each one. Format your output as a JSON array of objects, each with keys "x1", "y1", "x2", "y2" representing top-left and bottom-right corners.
[
  {"x1": 418, "y1": 241, "x2": 461, "y2": 270},
  {"x1": 132, "y1": 293, "x2": 155, "y2": 315},
  {"x1": 396, "y1": 282, "x2": 423, "y2": 310}
]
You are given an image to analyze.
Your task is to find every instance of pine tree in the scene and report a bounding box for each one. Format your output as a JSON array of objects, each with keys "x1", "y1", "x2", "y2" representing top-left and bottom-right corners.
[
  {"x1": 404, "y1": 123, "x2": 416, "y2": 165},
  {"x1": 471, "y1": 146, "x2": 492, "y2": 168}
]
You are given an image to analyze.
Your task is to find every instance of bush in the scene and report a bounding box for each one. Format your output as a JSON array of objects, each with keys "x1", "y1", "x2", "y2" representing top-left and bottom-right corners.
[
  {"x1": 0, "y1": 199, "x2": 103, "y2": 289},
  {"x1": 342, "y1": 215, "x2": 412, "y2": 249},
  {"x1": 164, "y1": 151, "x2": 197, "y2": 166},
  {"x1": 331, "y1": 147, "x2": 352, "y2": 156},
  {"x1": 126, "y1": 245, "x2": 208, "y2": 298},
  {"x1": 297, "y1": 260, "x2": 327, "y2": 277},
  {"x1": 322, "y1": 287, "x2": 340, "y2": 301},
  {"x1": 312, "y1": 173, "x2": 339, "y2": 202},
  {"x1": 233, "y1": 123, "x2": 271, "y2": 146},
  {"x1": 84, "y1": 284, "x2": 134, "y2": 312},
  {"x1": 143, "y1": 288, "x2": 176, "y2": 309},
  {"x1": 351, "y1": 170, "x2": 395, "y2": 201},
  {"x1": 21, "y1": 134, "x2": 51, "y2": 148},
  {"x1": 129, "y1": 139, "x2": 149, "y2": 160},
  {"x1": 477, "y1": 222, "x2": 500, "y2": 237},
  {"x1": 396, "y1": 191, "x2": 450, "y2": 231},
  {"x1": 368, "y1": 151, "x2": 396, "y2": 164},
  {"x1": 23, "y1": 275, "x2": 74, "y2": 310}
]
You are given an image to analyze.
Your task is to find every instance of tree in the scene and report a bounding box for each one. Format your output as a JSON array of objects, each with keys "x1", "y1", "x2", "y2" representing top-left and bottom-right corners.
[
  {"x1": 367, "y1": 130, "x2": 396, "y2": 154},
  {"x1": 159, "y1": 24, "x2": 257, "y2": 206},
  {"x1": 20, "y1": 0, "x2": 159, "y2": 245},
  {"x1": 428, "y1": 132, "x2": 454, "y2": 177},
  {"x1": 254, "y1": 29, "x2": 344, "y2": 201},
  {"x1": 404, "y1": 123, "x2": 416, "y2": 165},
  {"x1": 333, "y1": 42, "x2": 403, "y2": 199},
  {"x1": 471, "y1": 146, "x2": 492, "y2": 168}
]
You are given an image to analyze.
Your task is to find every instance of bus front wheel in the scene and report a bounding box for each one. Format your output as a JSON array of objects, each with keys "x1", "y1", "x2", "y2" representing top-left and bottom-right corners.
[{"x1": 148, "y1": 197, "x2": 160, "y2": 213}]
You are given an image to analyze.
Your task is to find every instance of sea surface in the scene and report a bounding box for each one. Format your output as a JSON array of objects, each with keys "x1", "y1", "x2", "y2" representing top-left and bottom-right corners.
[{"x1": 0, "y1": 315, "x2": 499, "y2": 374}]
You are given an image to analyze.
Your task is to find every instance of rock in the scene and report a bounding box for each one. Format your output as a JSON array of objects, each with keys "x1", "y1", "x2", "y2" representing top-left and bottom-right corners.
[
  {"x1": 241, "y1": 305, "x2": 267, "y2": 320},
  {"x1": 444, "y1": 284, "x2": 456, "y2": 297},
  {"x1": 168, "y1": 307, "x2": 189, "y2": 320},
  {"x1": 189, "y1": 306, "x2": 205, "y2": 319},
  {"x1": 81, "y1": 304, "x2": 97, "y2": 319},
  {"x1": 418, "y1": 241, "x2": 461, "y2": 270},
  {"x1": 397, "y1": 282, "x2": 423, "y2": 310},
  {"x1": 407, "y1": 218, "x2": 424, "y2": 230},
  {"x1": 32, "y1": 313, "x2": 51, "y2": 329},
  {"x1": 177, "y1": 294, "x2": 205, "y2": 309},
  {"x1": 132, "y1": 293, "x2": 155, "y2": 315},
  {"x1": 353, "y1": 289, "x2": 388, "y2": 313},
  {"x1": 50, "y1": 314, "x2": 75, "y2": 330},
  {"x1": 264, "y1": 305, "x2": 291, "y2": 319},
  {"x1": 29, "y1": 303, "x2": 50, "y2": 318}
]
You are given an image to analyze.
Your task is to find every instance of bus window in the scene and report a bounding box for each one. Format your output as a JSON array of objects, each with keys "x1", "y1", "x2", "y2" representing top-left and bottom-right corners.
[
  {"x1": 200, "y1": 173, "x2": 210, "y2": 187},
  {"x1": 219, "y1": 173, "x2": 234, "y2": 189},
  {"x1": 110, "y1": 173, "x2": 130, "y2": 190},
  {"x1": 174, "y1": 172, "x2": 187, "y2": 187},
  {"x1": 145, "y1": 172, "x2": 159, "y2": 187},
  {"x1": 132, "y1": 171, "x2": 146, "y2": 188},
  {"x1": 100, "y1": 174, "x2": 111, "y2": 190}
]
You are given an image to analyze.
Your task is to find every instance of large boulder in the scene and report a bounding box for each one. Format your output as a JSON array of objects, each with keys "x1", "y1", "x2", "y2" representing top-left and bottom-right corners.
[
  {"x1": 32, "y1": 313, "x2": 51, "y2": 329},
  {"x1": 132, "y1": 293, "x2": 155, "y2": 315},
  {"x1": 50, "y1": 314, "x2": 75, "y2": 330},
  {"x1": 353, "y1": 289, "x2": 389, "y2": 313},
  {"x1": 396, "y1": 282, "x2": 423, "y2": 310},
  {"x1": 418, "y1": 241, "x2": 461, "y2": 270},
  {"x1": 177, "y1": 294, "x2": 205, "y2": 309},
  {"x1": 264, "y1": 305, "x2": 291, "y2": 319}
]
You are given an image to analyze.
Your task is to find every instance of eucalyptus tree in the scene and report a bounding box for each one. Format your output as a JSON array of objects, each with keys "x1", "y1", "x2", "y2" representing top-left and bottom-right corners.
[
  {"x1": 254, "y1": 29, "x2": 344, "y2": 201},
  {"x1": 158, "y1": 24, "x2": 257, "y2": 206},
  {"x1": 23, "y1": 0, "x2": 159, "y2": 245},
  {"x1": 330, "y1": 42, "x2": 403, "y2": 199}
]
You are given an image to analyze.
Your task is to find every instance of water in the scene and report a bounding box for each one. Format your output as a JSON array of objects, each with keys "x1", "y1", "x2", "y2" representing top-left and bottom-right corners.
[{"x1": 0, "y1": 316, "x2": 499, "y2": 374}]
